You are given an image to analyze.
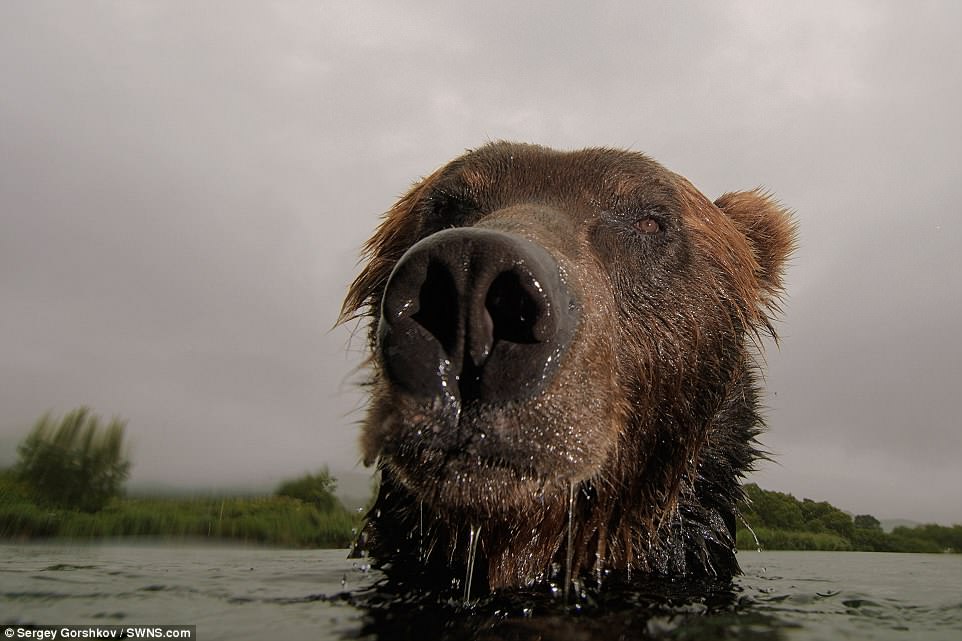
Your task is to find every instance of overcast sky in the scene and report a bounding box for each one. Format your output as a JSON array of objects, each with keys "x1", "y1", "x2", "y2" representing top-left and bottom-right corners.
[{"x1": 1, "y1": 1, "x2": 959, "y2": 523}]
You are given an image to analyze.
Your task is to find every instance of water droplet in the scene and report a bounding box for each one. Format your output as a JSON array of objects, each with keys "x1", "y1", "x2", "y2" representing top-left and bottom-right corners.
[
  {"x1": 418, "y1": 501, "x2": 425, "y2": 562},
  {"x1": 563, "y1": 481, "x2": 575, "y2": 602},
  {"x1": 463, "y1": 523, "x2": 482, "y2": 603}
]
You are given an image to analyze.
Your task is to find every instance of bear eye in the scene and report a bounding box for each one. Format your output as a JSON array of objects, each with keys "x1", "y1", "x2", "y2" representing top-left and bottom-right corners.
[
  {"x1": 425, "y1": 190, "x2": 479, "y2": 229},
  {"x1": 633, "y1": 216, "x2": 662, "y2": 235}
]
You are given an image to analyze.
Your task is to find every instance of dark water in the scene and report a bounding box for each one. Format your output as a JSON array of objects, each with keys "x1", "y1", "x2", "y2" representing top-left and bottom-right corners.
[{"x1": 1, "y1": 543, "x2": 960, "y2": 640}]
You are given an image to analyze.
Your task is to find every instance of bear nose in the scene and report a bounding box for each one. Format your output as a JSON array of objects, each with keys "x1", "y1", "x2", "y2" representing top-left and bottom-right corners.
[{"x1": 378, "y1": 228, "x2": 579, "y2": 403}]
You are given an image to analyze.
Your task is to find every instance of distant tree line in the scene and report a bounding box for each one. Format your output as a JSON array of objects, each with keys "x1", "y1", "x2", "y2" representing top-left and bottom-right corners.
[
  {"x1": 7, "y1": 407, "x2": 346, "y2": 516},
  {"x1": 738, "y1": 483, "x2": 962, "y2": 553},
  {"x1": 4, "y1": 407, "x2": 959, "y2": 553},
  {"x1": 1, "y1": 407, "x2": 356, "y2": 546}
]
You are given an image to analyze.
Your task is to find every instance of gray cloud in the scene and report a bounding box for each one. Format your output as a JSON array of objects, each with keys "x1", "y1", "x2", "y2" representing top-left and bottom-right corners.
[{"x1": 1, "y1": 1, "x2": 959, "y2": 522}]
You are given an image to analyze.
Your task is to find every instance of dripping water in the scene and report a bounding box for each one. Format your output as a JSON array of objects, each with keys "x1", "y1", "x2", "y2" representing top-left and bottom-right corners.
[
  {"x1": 739, "y1": 514, "x2": 762, "y2": 552},
  {"x1": 464, "y1": 523, "x2": 481, "y2": 603},
  {"x1": 563, "y1": 481, "x2": 575, "y2": 602},
  {"x1": 594, "y1": 551, "x2": 605, "y2": 591},
  {"x1": 418, "y1": 501, "x2": 425, "y2": 561}
]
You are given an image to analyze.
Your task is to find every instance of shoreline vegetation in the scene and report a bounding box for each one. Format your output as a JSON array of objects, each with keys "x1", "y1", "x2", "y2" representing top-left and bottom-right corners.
[
  {"x1": 734, "y1": 483, "x2": 961, "y2": 554},
  {"x1": 0, "y1": 407, "x2": 358, "y2": 549},
  {"x1": 1, "y1": 407, "x2": 958, "y2": 552},
  {"x1": 0, "y1": 469, "x2": 358, "y2": 548},
  {"x1": 1, "y1": 471, "x2": 959, "y2": 553}
]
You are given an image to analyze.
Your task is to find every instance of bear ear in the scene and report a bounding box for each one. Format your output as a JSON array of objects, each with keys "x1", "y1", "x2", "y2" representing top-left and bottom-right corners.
[{"x1": 714, "y1": 189, "x2": 797, "y2": 300}]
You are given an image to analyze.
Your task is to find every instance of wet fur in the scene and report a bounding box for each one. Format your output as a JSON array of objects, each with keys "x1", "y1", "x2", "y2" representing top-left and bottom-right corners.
[{"x1": 340, "y1": 142, "x2": 796, "y2": 591}]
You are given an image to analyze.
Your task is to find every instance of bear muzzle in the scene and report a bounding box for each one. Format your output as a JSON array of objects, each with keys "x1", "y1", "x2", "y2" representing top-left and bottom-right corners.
[{"x1": 378, "y1": 227, "x2": 580, "y2": 406}]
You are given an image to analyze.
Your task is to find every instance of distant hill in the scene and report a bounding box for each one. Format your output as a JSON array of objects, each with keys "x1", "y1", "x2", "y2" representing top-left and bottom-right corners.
[
  {"x1": 127, "y1": 480, "x2": 274, "y2": 498},
  {"x1": 880, "y1": 518, "x2": 920, "y2": 533},
  {"x1": 126, "y1": 468, "x2": 377, "y2": 511},
  {"x1": 116, "y1": 474, "x2": 950, "y2": 532}
]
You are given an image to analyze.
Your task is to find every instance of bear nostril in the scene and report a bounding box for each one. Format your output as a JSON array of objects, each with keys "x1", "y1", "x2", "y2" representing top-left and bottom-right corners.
[
  {"x1": 411, "y1": 261, "x2": 459, "y2": 356},
  {"x1": 485, "y1": 271, "x2": 539, "y2": 345},
  {"x1": 379, "y1": 227, "x2": 578, "y2": 403}
]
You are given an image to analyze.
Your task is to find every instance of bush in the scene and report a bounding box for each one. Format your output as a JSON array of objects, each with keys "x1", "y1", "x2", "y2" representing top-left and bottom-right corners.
[
  {"x1": 275, "y1": 467, "x2": 342, "y2": 512},
  {"x1": 854, "y1": 514, "x2": 882, "y2": 531},
  {"x1": 15, "y1": 407, "x2": 131, "y2": 512},
  {"x1": 736, "y1": 525, "x2": 852, "y2": 551}
]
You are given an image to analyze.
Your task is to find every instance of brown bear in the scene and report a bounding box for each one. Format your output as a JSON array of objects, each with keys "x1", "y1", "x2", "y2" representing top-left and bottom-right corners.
[{"x1": 340, "y1": 142, "x2": 795, "y2": 594}]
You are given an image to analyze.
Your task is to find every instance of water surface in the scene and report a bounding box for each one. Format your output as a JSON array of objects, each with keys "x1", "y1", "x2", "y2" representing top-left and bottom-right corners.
[{"x1": 1, "y1": 543, "x2": 959, "y2": 640}]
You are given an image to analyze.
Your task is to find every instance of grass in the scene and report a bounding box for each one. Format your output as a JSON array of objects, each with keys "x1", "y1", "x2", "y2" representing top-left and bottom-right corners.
[
  {"x1": 736, "y1": 525, "x2": 852, "y2": 551},
  {"x1": 0, "y1": 473, "x2": 359, "y2": 548},
  {"x1": 5, "y1": 467, "x2": 955, "y2": 554}
]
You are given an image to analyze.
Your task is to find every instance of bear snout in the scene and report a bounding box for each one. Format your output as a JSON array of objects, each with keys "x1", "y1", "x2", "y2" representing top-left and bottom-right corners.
[{"x1": 378, "y1": 227, "x2": 580, "y2": 405}]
